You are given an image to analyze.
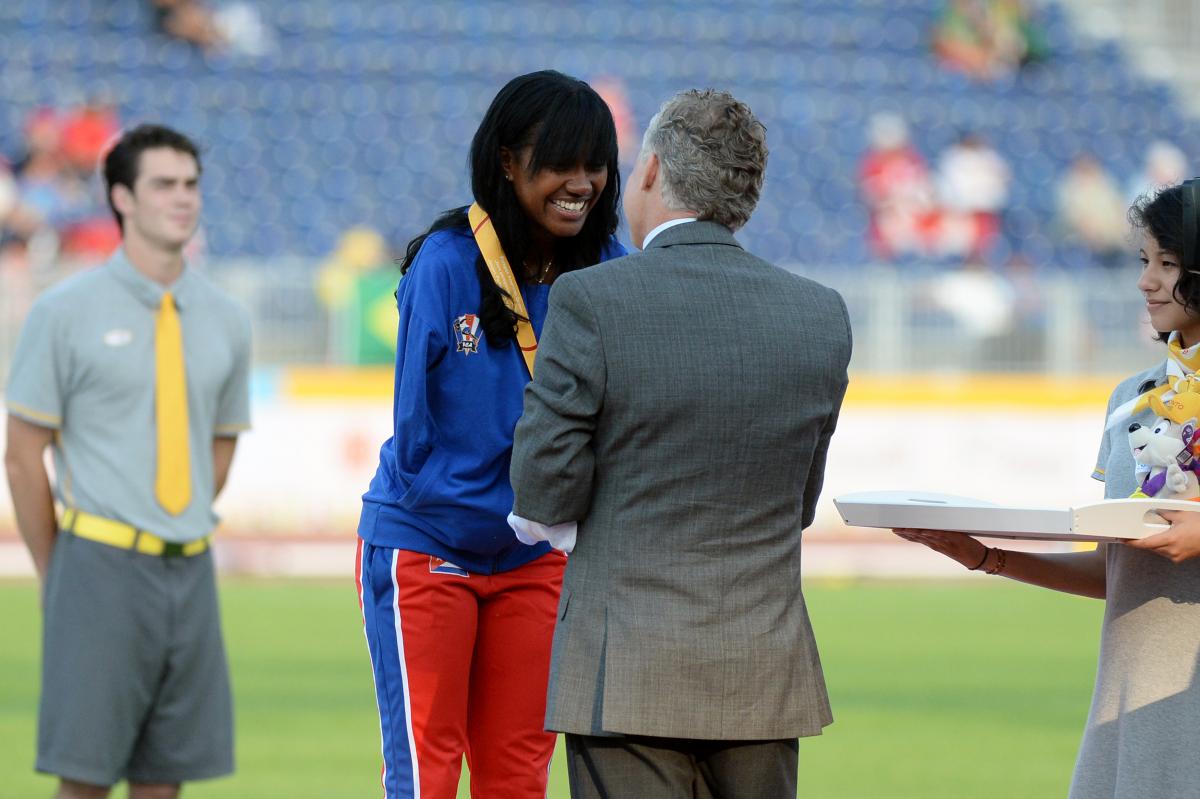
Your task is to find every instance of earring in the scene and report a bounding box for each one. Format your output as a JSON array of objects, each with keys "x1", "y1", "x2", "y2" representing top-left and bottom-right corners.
[{"x1": 505, "y1": 174, "x2": 512, "y2": 181}]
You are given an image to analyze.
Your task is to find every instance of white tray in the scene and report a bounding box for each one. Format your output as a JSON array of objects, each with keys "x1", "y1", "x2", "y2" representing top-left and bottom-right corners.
[{"x1": 833, "y1": 490, "x2": 1200, "y2": 542}]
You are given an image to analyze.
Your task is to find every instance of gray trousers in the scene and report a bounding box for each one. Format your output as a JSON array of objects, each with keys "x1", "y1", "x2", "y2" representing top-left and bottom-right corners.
[
  {"x1": 37, "y1": 532, "x2": 233, "y2": 786},
  {"x1": 565, "y1": 733, "x2": 799, "y2": 799}
]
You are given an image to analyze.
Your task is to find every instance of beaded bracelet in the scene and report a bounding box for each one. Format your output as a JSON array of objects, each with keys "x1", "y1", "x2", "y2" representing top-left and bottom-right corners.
[{"x1": 986, "y1": 548, "x2": 1008, "y2": 575}]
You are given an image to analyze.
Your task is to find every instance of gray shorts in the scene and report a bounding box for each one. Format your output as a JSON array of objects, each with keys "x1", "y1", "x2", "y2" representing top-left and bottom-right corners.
[{"x1": 37, "y1": 531, "x2": 234, "y2": 786}]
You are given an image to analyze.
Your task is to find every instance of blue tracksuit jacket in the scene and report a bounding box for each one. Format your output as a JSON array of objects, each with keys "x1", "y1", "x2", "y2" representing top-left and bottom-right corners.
[{"x1": 359, "y1": 222, "x2": 625, "y2": 573}]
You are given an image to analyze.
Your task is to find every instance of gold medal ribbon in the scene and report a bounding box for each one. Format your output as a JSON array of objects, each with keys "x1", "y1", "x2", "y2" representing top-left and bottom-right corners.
[{"x1": 468, "y1": 202, "x2": 537, "y2": 377}]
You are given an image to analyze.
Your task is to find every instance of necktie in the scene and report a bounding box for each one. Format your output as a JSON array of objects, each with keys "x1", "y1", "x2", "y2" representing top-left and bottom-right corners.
[{"x1": 155, "y1": 291, "x2": 192, "y2": 515}]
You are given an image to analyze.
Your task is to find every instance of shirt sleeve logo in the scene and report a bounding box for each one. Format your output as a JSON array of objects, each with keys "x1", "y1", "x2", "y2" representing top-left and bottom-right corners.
[{"x1": 453, "y1": 314, "x2": 481, "y2": 355}]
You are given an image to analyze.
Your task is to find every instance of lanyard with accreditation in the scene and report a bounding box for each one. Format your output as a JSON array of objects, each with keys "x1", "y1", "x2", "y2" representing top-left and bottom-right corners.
[{"x1": 468, "y1": 202, "x2": 538, "y2": 377}]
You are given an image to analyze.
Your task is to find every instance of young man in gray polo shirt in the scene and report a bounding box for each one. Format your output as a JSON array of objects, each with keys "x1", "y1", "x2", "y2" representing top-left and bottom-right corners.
[{"x1": 4, "y1": 124, "x2": 250, "y2": 799}]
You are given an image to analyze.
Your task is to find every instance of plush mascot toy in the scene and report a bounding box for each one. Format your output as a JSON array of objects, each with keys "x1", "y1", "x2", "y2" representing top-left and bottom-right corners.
[{"x1": 1128, "y1": 375, "x2": 1200, "y2": 499}]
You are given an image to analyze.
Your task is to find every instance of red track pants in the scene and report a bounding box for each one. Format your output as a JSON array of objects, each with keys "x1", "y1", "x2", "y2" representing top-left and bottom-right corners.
[{"x1": 358, "y1": 542, "x2": 565, "y2": 799}]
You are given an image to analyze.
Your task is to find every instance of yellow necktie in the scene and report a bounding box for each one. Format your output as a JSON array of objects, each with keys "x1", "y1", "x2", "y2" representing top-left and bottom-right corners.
[{"x1": 155, "y1": 291, "x2": 192, "y2": 515}]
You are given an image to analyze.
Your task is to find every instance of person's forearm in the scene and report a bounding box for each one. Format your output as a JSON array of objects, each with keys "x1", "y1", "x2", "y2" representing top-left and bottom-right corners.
[
  {"x1": 4, "y1": 455, "x2": 57, "y2": 580},
  {"x1": 895, "y1": 529, "x2": 1108, "y2": 599},
  {"x1": 212, "y1": 437, "x2": 237, "y2": 498},
  {"x1": 977, "y1": 546, "x2": 1107, "y2": 599}
]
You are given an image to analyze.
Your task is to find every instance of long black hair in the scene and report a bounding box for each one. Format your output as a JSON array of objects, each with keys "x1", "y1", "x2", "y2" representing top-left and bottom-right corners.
[
  {"x1": 1130, "y1": 184, "x2": 1200, "y2": 341},
  {"x1": 399, "y1": 70, "x2": 620, "y2": 346}
]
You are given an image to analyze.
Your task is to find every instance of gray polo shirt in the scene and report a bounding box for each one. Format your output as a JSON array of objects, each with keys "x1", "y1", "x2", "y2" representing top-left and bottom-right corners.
[{"x1": 6, "y1": 248, "x2": 252, "y2": 543}]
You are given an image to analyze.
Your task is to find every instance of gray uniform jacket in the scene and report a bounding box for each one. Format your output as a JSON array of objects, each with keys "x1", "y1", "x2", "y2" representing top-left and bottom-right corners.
[{"x1": 510, "y1": 220, "x2": 852, "y2": 740}]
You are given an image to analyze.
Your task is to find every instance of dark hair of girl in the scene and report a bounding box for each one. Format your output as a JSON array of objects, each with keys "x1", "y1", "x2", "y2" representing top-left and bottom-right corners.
[
  {"x1": 398, "y1": 70, "x2": 620, "y2": 346},
  {"x1": 1130, "y1": 184, "x2": 1200, "y2": 342}
]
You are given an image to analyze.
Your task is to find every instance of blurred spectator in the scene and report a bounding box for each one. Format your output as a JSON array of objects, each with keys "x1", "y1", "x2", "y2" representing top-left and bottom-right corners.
[
  {"x1": 1127, "y1": 140, "x2": 1188, "y2": 204},
  {"x1": 13, "y1": 108, "x2": 60, "y2": 176},
  {"x1": 152, "y1": 0, "x2": 272, "y2": 56},
  {"x1": 316, "y1": 226, "x2": 398, "y2": 364},
  {"x1": 928, "y1": 258, "x2": 1016, "y2": 338},
  {"x1": 316, "y1": 226, "x2": 389, "y2": 311},
  {"x1": 59, "y1": 97, "x2": 120, "y2": 174},
  {"x1": 928, "y1": 254, "x2": 1048, "y2": 367},
  {"x1": 1056, "y1": 154, "x2": 1128, "y2": 268},
  {"x1": 152, "y1": 0, "x2": 226, "y2": 50},
  {"x1": 932, "y1": 0, "x2": 1048, "y2": 81},
  {"x1": 859, "y1": 113, "x2": 938, "y2": 259},
  {"x1": 935, "y1": 132, "x2": 1010, "y2": 259},
  {"x1": 14, "y1": 111, "x2": 85, "y2": 231},
  {"x1": 11, "y1": 107, "x2": 120, "y2": 263},
  {"x1": 212, "y1": 3, "x2": 275, "y2": 58},
  {"x1": 0, "y1": 158, "x2": 42, "y2": 247},
  {"x1": 591, "y1": 76, "x2": 637, "y2": 169}
]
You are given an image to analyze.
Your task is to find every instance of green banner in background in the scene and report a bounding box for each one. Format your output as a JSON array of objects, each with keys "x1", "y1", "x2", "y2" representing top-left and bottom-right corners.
[{"x1": 341, "y1": 270, "x2": 399, "y2": 365}]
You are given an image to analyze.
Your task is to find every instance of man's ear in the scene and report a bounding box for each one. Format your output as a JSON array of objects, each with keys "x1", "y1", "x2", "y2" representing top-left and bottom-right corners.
[
  {"x1": 111, "y1": 183, "x2": 134, "y2": 218},
  {"x1": 642, "y1": 153, "x2": 659, "y2": 191}
]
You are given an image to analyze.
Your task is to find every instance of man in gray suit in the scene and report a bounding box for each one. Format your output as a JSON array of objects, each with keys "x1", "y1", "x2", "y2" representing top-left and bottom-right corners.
[{"x1": 509, "y1": 89, "x2": 852, "y2": 798}]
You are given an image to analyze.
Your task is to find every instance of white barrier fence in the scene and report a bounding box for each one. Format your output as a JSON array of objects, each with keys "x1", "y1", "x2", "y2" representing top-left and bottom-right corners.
[{"x1": 0, "y1": 383, "x2": 1110, "y2": 578}]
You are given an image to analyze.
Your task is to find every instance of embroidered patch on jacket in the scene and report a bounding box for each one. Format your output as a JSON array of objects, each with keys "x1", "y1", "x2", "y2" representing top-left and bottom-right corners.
[
  {"x1": 453, "y1": 314, "x2": 481, "y2": 355},
  {"x1": 429, "y1": 556, "x2": 469, "y2": 578}
]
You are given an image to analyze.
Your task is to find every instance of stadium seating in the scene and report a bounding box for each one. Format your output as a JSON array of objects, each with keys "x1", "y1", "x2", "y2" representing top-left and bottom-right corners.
[{"x1": 1, "y1": 0, "x2": 1197, "y2": 268}]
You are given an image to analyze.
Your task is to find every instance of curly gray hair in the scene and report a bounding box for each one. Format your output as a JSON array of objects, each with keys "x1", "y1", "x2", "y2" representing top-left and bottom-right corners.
[{"x1": 641, "y1": 89, "x2": 768, "y2": 231}]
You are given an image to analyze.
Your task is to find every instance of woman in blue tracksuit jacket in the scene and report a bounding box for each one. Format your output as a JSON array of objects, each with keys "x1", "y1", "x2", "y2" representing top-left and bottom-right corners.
[{"x1": 356, "y1": 70, "x2": 626, "y2": 799}]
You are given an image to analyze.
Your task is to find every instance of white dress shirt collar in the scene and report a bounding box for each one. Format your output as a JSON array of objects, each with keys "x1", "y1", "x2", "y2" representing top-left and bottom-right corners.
[{"x1": 641, "y1": 217, "x2": 698, "y2": 249}]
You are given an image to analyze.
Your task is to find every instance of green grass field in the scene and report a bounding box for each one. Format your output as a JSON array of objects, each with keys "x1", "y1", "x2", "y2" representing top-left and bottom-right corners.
[{"x1": 0, "y1": 579, "x2": 1102, "y2": 798}]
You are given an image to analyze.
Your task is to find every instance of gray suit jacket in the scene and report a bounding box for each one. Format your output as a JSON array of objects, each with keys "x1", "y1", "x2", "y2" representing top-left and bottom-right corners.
[{"x1": 510, "y1": 221, "x2": 852, "y2": 740}]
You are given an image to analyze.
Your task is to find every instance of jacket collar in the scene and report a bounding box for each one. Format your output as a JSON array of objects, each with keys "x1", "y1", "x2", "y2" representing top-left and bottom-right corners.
[{"x1": 644, "y1": 219, "x2": 742, "y2": 251}]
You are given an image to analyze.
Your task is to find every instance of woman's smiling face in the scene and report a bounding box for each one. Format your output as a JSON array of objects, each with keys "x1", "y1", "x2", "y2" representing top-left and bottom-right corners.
[
  {"x1": 503, "y1": 146, "x2": 608, "y2": 244},
  {"x1": 1139, "y1": 229, "x2": 1200, "y2": 346}
]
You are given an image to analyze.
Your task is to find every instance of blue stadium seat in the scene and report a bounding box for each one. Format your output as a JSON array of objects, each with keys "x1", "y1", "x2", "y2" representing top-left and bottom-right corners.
[
  {"x1": 101, "y1": 0, "x2": 145, "y2": 32},
  {"x1": 15, "y1": 0, "x2": 49, "y2": 29},
  {"x1": 52, "y1": 2, "x2": 90, "y2": 31},
  {"x1": 153, "y1": 40, "x2": 195, "y2": 73}
]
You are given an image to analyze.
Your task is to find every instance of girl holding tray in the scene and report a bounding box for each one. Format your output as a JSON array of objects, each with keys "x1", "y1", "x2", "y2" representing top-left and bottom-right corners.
[
  {"x1": 355, "y1": 70, "x2": 625, "y2": 798},
  {"x1": 896, "y1": 181, "x2": 1200, "y2": 798}
]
